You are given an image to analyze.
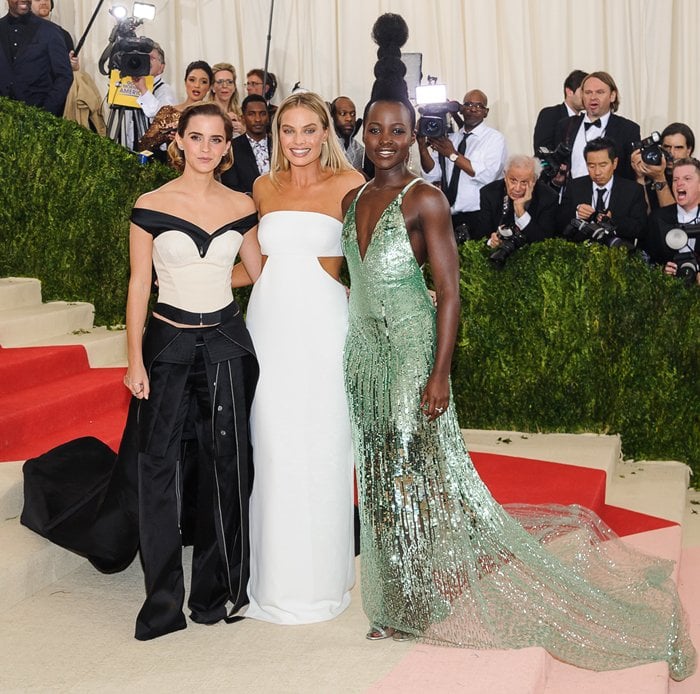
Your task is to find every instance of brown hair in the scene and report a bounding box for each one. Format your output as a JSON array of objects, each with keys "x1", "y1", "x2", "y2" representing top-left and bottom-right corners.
[
  {"x1": 167, "y1": 103, "x2": 233, "y2": 175},
  {"x1": 269, "y1": 92, "x2": 353, "y2": 185},
  {"x1": 672, "y1": 157, "x2": 700, "y2": 176},
  {"x1": 582, "y1": 71, "x2": 620, "y2": 113}
]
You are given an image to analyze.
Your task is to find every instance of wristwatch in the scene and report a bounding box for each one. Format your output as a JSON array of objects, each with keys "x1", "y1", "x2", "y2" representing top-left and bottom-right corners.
[
  {"x1": 448, "y1": 152, "x2": 459, "y2": 162},
  {"x1": 650, "y1": 181, "x2": 666, "y2": 191}
]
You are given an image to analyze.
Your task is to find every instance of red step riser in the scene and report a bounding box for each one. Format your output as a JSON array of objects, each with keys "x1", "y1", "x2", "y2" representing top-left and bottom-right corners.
[{"x1": 0, "y1": 346, "x2": 90, "y2": 396}]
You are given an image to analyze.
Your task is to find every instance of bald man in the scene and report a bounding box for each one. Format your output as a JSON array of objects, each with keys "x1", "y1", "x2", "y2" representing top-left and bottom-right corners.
[{"x1": 418, "y1": 88, "x2": 507, "y2": 241}]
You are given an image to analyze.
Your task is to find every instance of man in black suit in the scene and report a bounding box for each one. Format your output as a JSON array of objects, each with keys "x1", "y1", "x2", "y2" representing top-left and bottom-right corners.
[
  {"x1": 474, "y1": 154, "x2": 559, "y2": 244},
  {"x1": 558, "y1": 137, "x2": 647, "y2": 243},
  {"x1": 555, "y1": 71, "x2": 640, "y2": 182},
  {"x1": 0, "y1": 0, "x2": 72, "y2": 116},
  {"x1": 221, "y1": 95, "x2": 271, "y2": 194},
  {"x1": 645, "y1": 158, "x2": 700, "y2": 285},
  {"x1": 533, "y1": 69, "x2": 586, "y2": 154}
]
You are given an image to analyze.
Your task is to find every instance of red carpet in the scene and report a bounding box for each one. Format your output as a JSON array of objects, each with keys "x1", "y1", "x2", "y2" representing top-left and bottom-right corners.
[
  {"x1": 0, "y1": 345, "x2": 677, "y2": 538},
  {"x1": 0, "y1": 344, "x2": 129, "y2": 461}
]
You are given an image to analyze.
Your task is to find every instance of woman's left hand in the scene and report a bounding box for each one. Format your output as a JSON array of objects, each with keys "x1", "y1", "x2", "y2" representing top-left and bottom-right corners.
[{"x1": 420, "y1": 372, "x2": 450, "y2": 421}]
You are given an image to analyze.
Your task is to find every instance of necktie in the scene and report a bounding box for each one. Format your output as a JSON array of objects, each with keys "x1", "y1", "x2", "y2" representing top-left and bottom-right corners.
[
  {"x1": 445, "y1": 133, "x2": 469, "y2": 206},
  {"x1": 595, "y1": 188, "x2": 606, "y2": 214},
  {"x1": 584, "y1": 118, "x2": 602, "y2": 131}
]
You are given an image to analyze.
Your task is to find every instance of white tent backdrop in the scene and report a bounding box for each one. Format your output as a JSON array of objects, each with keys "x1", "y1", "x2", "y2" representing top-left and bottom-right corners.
[{"x1": 52, "y1": 0, "x2": 699, "y2": 154}]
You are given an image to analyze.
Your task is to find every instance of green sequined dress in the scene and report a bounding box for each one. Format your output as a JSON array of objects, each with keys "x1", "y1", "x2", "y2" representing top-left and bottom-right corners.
[{"x1": 342, "y1": 179, "x2": 695, "y2": 679}]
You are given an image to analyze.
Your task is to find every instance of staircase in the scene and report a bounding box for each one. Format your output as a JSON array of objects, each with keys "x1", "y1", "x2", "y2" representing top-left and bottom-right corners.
[{"x1": 0, "y1": 278, "x2": 697, "y2": 693}]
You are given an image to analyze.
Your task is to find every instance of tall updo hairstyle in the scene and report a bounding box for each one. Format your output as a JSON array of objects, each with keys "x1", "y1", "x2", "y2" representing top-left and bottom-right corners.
[
  {"x1": 364, "y1": 13, "x2": 416, "y2": 131},
  {"x1": 167, "y1": 102, "x2": 234, "y2": 175}
]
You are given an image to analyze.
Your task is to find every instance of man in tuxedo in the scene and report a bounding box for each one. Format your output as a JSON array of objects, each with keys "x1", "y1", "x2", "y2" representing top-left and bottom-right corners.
[
  {"x1": 0, "y1": 0, "x2": 72, "y2": 115},
  {"x1": 558, "y1": 137, "x2": 647, "y2": 243},
  {"x1": 645, "y1": 158, "x2": 700, "y2": 284},
  {"x1": 555, "y1": 71, "x2": 640, "y2": 182},
  {"x1": 418, "y1": 88, "x2": 507, "y2": 240},
  {"x1": 221, "y1": 95, "x2": 271, "y2": 194},
  {"x1": 533, "y1": 69, "x2": 587, "y2": 154},
  {"x1": 474, "y1": 155, "x2": 559, "y2": 244}
]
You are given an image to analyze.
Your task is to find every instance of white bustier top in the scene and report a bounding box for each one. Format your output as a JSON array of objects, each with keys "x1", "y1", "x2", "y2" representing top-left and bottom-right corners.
[
  {"x1": 257, "y1": 211, "x2": 343, "y2": 256},
  {"x1": 130, "y1": 208, "x2": 258, "y2": 313}
]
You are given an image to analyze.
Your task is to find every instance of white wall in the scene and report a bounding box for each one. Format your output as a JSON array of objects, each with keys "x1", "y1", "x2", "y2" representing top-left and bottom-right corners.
[{"x1": 52, "y1": 0, "x2": 699, "y2": 154}]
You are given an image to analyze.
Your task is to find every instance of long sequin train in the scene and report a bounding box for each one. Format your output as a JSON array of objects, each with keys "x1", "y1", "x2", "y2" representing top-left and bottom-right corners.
[{"x1": 342, "y1": 178, "x2": 696, "y2": 680}]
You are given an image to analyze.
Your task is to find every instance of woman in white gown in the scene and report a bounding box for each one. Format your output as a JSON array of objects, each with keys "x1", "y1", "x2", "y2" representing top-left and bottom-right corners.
[{"x1": 245, "y1": 92, "x2": 365, "y2": 623}]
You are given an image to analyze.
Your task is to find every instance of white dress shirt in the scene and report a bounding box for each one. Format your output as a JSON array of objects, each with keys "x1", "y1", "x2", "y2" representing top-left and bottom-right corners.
[
  {"x1": 421, "y1": 122, "x2": 507, "y2": 214},
  {"x1": 570, "y1": 111, "x2": 612, "y2": 179}
]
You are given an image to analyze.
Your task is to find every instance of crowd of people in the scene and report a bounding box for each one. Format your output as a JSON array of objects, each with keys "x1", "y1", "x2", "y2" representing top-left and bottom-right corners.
[
  {"x1": 2, "y1": 0, "x2": 697, "y2": 285},
  {"x1": 6, "y1": 1, "x2": 698, "y2": 683}
]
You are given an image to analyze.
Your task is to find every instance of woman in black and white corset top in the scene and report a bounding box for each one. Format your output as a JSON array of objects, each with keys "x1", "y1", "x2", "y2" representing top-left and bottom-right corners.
[{"x1": 125, "y1": 102, "x2": 262, "y2": 640}]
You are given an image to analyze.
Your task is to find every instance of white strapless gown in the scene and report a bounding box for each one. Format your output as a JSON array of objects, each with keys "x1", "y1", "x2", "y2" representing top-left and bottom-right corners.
[{"x1": 245, "y1": 211, "x2": 355, "y2": 624}]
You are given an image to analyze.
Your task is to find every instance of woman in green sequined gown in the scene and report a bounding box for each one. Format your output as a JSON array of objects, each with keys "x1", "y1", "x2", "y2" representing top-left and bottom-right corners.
[{"x1": 340, "y1": 27, "x2": 695, "y2": 675}]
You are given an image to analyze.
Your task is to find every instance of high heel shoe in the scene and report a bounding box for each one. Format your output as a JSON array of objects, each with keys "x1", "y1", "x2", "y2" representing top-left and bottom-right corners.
[{"x1": 366, "y1": 625, "x2": 395, "y2": 640}]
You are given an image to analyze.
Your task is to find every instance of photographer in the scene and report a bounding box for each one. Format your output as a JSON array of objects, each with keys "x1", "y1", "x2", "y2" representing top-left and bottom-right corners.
[
  {"x1": 631, "y1": 123, "x2": 695, "y2": 212},
  {"x1": 418, "y1": 89, "x2": 507, "y2": 240},
  {"x1": 474, "y1": 155, "x2": 558, "y2": 247},
  {"x1": 645, "y1": 157, "x2": 700, "y2": 285},
  {"x1": 131, "y1": 43, "x2": 175, "y2": 122},
  {"x1": 558, "y1": 137, "x2": 646, "y2": 243}
]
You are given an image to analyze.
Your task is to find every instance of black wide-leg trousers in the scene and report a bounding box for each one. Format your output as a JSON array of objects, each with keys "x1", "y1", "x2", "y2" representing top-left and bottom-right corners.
[{"x1": 134, "y1": 340, "x2": 256, "y2": 641}]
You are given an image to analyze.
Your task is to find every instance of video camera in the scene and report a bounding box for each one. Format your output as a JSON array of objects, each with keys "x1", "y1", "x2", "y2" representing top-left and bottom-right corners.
[
  {"x1": 630, "y1": 131, "x2": 665, "y2": 167},
  {"x1": 415, "y1": 81, "x2": 461, "y2": 139},
  {"x1": 563, "y1": 218, "x2": 635, "y2": 250},
  {"x1": 665, "y1": 224, "x2": 700, "y2": 285},
  {"x1": 99, "y1": 6, "x2": 155, "y2": 78},
  {"x1": 489, "y1": 225, "x2": 527, "y2": 269}
]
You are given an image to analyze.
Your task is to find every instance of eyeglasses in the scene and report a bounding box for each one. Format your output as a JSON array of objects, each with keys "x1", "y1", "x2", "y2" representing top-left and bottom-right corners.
[
  {"x1": 245, "y1": 81, "x2": 263, "y2": 88},
  {"x1": 463, "y1": 101, "x2": 488, "y2": 110},
  {"x1": 215, "y1": 79, "x2": 235, "y2": 86}
]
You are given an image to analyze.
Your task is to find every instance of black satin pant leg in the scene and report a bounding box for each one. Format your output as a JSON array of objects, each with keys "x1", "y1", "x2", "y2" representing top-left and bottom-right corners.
[
  {"x1": 134, "y1": 362, "x2": 192, "y2": 641},
  {"x1": 187, "y1": 349, "x2": 230, "y2": 624}
]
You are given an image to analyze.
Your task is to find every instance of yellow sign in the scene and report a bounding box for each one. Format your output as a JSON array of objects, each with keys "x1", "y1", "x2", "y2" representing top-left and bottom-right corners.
[{"x1": 107, "y1": 70, "x2": 154, "y2": 107}]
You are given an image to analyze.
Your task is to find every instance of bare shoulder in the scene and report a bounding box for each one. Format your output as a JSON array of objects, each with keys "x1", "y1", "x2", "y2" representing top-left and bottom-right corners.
[
  {"x1": 132, "y1": 179, "x2": 179, "y2": 210},
  {"x1": 404, "y1": 179, "x2": 449, "y2": 214},
  {"x1": 335, "y1": 168, "x2": 366, "y2": 195},
  {"x1": 216, "y1": 182, "x2": 257, "y2": 218}
]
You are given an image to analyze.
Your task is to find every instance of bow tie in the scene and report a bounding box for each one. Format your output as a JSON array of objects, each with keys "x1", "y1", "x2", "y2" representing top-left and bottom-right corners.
[{"x1": 584, "y1": 119, "x2": 602, "y2": 131}]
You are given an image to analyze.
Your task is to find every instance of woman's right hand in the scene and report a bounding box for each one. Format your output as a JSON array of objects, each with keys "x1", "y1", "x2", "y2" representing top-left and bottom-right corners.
[{"x1": 124, "y1": 364, "x2": 149, "y2": 400}]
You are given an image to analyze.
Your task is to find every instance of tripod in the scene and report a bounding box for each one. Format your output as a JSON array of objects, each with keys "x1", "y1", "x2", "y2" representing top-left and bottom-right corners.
[{"x1": 106, "y1": 105, "x2": 149, "y2": 151}]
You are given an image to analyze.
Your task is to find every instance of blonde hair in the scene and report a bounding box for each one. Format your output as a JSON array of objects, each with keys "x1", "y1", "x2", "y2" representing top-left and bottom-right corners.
[
  {"x1": 166, "y1": 103, "x2": 234, "y2": 175},
  {"x1": 269, "y1": 92, "x2": 354, "y2": 185},
  {"x1": 210, "y1": 62, "x2": 242, "y2": 117}
]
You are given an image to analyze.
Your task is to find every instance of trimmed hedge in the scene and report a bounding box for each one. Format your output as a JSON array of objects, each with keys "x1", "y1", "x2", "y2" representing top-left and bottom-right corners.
[
  {"x1": 0, "y1": 97, "x2": 175, "y2": 325},
  {"x1": 1, "y1": 98, "x2": 698, "y2": 476},
  {"x1": 452, "y1": 241, "x2": 699, "y2": 474}
]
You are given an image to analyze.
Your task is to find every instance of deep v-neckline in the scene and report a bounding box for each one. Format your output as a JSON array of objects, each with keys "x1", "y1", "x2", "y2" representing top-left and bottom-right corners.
[{"x1": 354, "y1": 179, "x2": 420, "y2": 262}]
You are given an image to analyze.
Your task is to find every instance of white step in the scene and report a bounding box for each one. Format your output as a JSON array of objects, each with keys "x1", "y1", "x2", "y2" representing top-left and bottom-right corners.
[
  {"x1": 0, "y1": 516, "x2": 87, "y2": 613},
  {"x1": 0, "y1": 277, "x2": 42, "y2": 311},
  {"x1": 0, "y1": 461, "x2": 22, "y2": 521},
  {"x1": 0, "y1": 300, "x2": 95, "y2": 346},
  {"x1": 27, "y1": 326, "x2": 127, "y2": 367}
]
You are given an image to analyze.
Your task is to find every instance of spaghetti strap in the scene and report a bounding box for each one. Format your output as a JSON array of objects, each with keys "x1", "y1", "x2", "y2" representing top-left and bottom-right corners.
[{"x1": 398, "y1": 177, "x2": 422, "y2": 200}]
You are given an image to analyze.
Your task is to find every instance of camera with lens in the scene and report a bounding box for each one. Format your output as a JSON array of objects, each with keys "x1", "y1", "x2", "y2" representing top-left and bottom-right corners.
[
  {"x1": 536, "y1": 143, "x2": 571, "y2": 185},
  {"x1": 563, "y1": 218, "x2": 635, "y2": 250},
  {"x1": 631, "y1": 131, "x2": 665, "y2": 167},
  {"x1": 488, "y1": 225, "x2": 527, "y2": 268},
  {"x1": 665, "y1": 225, "x2": 700, "y2": 285},
  {"x1": 415, "y1": 81, "x2": 461, "y2": 139},
  {"x1": 110, "y1": 36, "x2": 154, "y2": 78},
  {"x1": 99, "y1": 12, "x2": 155, "y2": 79}
]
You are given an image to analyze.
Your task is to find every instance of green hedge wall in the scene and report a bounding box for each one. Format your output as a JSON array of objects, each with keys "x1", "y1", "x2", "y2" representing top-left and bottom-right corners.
[
  {"x1": 1, "y1": 98, "x2": 698, "y2": 476},
  {"x1": 0, "y1": 97, "x2": 175, "y2": 325}
]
